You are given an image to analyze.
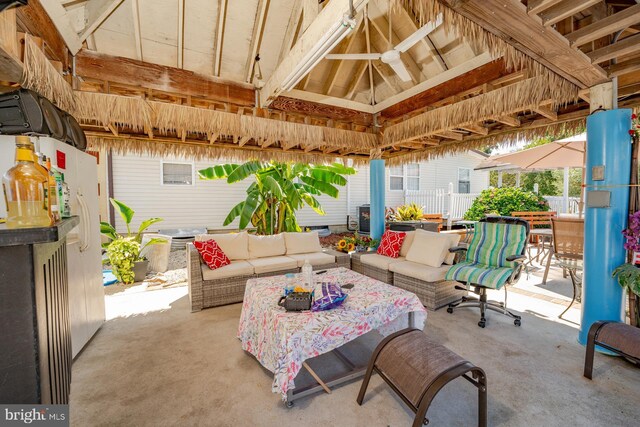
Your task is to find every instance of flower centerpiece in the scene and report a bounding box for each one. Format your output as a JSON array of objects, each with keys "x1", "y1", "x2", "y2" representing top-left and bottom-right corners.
[{"x1": 336, "y1": 232, "x2": 378, "y2": 253}]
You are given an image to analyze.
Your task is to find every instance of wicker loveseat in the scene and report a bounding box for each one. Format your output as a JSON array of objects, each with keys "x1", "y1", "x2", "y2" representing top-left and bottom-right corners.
[
  {"x1": 187, "y1": 231, "x2": 350, "y2": 311},
  {"x1": 352, "y1": 230, "x2": 463, "y2": 310}
]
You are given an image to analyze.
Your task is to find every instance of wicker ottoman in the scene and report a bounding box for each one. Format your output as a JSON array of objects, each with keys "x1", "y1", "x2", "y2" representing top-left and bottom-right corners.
[
  {"x1": 357, "y1": 328, "x2": 487, "y2": 427},
  {"x1": 393, "y1": 273, "x2": 464, "y2": 310}
]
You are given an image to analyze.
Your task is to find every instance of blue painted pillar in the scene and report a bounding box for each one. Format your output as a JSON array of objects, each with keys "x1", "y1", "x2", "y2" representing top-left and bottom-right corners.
[
  {"x1": 370, "y1": 159, "x2": 386, "y2": 242},
  {"x1": 579, "y1": 109, "x2": 632, "y2": 345}
]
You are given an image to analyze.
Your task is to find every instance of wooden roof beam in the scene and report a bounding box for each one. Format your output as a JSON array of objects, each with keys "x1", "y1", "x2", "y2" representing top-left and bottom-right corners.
[
  {"x1": 0, "y1": 9, "x2": 22, "y2": 82},
  {"x1": 539, "y1": 0, "x2": 601, "y2": 27},
  {"x1": 439, "y1": 0, "x2": 607, "y2": 88},
  {"x1": 459, "y1": 124, "x2": 489, "y2": 136},
  {"x1": 566, "y1": 4, "x2": 640, "y2": 47},
  {"x1": 322, "y1": 15, "x2": 363, "y2": 95},
  {"x1": 277, "y1": 1, "x2": 303, "y2": 64},
  {"x1": 79, "y1": 0, "x2": 125, "y2": 42},
  {"x1": 38, "y1": 0, "x2": 83, "y2": 55},
  {"x1": 177, "y1": 0, "x2": 185, "y2": 68},
  {"x1": 433, "y1": 131, "x2": 463, "y2": 141},
  {"x1": 346, "y1": 61, "x2": 368, "y2": 99},
  {"x1": 245, "y1": 0, "x2": 270, "y2": 83},
  {"x1": 131, "y1": 0, "x2": 143, "y2": 60},
  {"x1": 606, "y1": 57, "x2": 640, "y2": 77},
  {"x1": 213, "y1": 0, "x2": 228, "y2": 76},
  {"x1": 75, "y1": 50, "x2": 255, "y2": 106}
]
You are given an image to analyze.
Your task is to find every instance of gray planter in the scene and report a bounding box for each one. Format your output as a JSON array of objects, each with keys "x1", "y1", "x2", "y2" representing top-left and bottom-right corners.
[{"x1": 133, "y1": 260, "x2": 149, "y2": 282}]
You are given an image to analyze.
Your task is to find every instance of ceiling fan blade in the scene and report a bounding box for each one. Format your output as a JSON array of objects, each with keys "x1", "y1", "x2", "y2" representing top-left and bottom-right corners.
[
  {"x1": 325, "y1": 53, "x2": 382, "y2": 60},
  {"x1": 394, "y1": 13, "x2": 443, "y2": 53},
  {"x1": 387, "y1": 58, "x2": 412, "y2": 82}
]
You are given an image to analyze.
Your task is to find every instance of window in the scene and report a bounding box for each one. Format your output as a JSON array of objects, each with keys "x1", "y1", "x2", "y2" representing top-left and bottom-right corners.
[
  {"x1": 162, "y1": 162, "x2": 193, "y2": 185},
  {"x1": 389, "y1": 166, "x2": 404, "y2": 191},
  {"x1": 389, "y1": 164, "x2": 420, "y2": 191},
  {"x1": 458, "y1": 168, "x2": 471, "y2": 194}
]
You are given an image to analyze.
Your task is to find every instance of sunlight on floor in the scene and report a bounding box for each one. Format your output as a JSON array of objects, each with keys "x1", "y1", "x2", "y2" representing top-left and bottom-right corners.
[{"x1": 105, "y1": 286, "x2": 188, "y2": 320}]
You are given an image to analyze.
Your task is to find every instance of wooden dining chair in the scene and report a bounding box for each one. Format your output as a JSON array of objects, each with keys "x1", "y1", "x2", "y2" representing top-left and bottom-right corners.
[
  {"x1": 422, "y1": 213, "x2": 444, "y2": 231},
  {"x1": 512, "y1": 211, "x2": 557, "y2": 262},
  {"x1": 549, "y1": 217, "x2": 584, "y2": 318}
]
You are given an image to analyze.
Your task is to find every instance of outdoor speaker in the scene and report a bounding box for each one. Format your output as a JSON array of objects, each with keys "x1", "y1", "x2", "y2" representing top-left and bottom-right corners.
[
  {"x1": 0, "y1": 89, "x2": 66, "y2": 140},
  {"x1": 62, "y1": 111, "x2": 87, "y2": 151}
]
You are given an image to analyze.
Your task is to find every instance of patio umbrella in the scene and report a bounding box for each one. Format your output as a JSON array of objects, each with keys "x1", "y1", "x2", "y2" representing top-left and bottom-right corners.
[{"x1": 485, "y1": 133, "x2": 586, "y2": 170}]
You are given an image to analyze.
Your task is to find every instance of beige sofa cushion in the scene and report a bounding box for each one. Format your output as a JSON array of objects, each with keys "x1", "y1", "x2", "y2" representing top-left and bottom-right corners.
[
  {"x1": 201, "y1": 261, "x2": 254, "y2": 281},
  {"x1": 441, "y1": 232, "x2": 461, "y2": 265},
  {"x1": 248, "y1": 256, "x2": 298, "y2": 274},
  {"x1": 406, "y1": 230, "x2": 453, "y2": 268},
  {"x1": 389, "y1": 260, "x2": 450, "y2": 283},
  {"x1": 360, "y1": 253, "x2": 406, "y2": 270},
  {"x1": 248, "y1": 234, "x2": 286, "y2": 258},
  {"x1": 288, "y1": 252, "x2": 335, "y2": 267},
  {"x1": 399, "y1": 231, "x2": 415, "y2": 258},
  {"x1": 196, "y1": 232, "x2": 249, "y2": 260},
  {"x1": 284, "y1": 231, "x2": 323, "y2": 254}
]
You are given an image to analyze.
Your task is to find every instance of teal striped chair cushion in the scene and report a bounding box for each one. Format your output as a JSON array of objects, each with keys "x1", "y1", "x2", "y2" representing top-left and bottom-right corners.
[{"x1": 445, "y1": 221, "x2": 527, "y2": 290}]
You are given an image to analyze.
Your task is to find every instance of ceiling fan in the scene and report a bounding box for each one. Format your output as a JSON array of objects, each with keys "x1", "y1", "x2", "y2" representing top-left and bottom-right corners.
[{"x1": 324, "y1": 13, "x2": 443, "y2": 82}]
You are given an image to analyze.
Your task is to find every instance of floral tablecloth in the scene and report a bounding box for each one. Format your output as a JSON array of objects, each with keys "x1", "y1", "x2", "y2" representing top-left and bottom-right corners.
[{"x1": 237, "y1": 267, "x2": 427, "y2": 400}]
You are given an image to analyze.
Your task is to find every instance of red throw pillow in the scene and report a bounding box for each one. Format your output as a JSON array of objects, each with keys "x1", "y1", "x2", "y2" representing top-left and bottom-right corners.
[
  {"x1": 377, "y1": 231, "x2": 407, "y2": 258},
  {"x1": 194, "y1": 240, "x2": 231, "y2": 270}
]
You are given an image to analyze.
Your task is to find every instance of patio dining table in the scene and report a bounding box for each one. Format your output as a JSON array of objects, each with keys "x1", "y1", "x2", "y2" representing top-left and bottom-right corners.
[{"x1": 237, "y1": 267, "x2": 427, "y2": 405}]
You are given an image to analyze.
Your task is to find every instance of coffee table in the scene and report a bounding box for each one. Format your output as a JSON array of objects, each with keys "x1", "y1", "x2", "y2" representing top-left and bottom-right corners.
[{"x1": 237, "y1": 267, "x2": 427, "y2": 406}]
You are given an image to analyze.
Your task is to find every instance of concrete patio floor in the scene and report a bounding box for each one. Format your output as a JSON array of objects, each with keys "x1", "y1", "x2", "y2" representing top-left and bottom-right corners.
[{"x1": 70, "y1": 266, "x2": 640, "y2": 426}]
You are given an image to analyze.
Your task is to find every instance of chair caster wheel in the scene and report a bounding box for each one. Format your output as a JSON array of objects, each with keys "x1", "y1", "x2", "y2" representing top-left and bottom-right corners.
[
  {"x1": 514, "y1": 319, "x2": 521, "y2": 327},
  {"x1": 446, "y1": 307, "x2": 453, "y2": 314},
  {"x1": 285, "y1": 401, "x2": 294, "y2": 408},
  {"x1": 478, "y1": 319, "x2": 486, "y2": 328}
]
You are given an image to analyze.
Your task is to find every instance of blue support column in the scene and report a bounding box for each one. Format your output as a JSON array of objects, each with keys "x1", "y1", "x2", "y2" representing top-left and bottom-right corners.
[
  {"x1": 579, "y1": 109, "x2": 632, "y2": 345},
  {"x1": 369, "y1": 159, "x2": 386, "y2": 242}
]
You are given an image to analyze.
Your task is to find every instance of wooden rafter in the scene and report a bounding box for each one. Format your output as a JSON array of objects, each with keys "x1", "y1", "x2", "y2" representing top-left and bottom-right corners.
[
  {"x1": 277, "y1": 2, "x2": 303, "y2": 65},
  {"x1": 245, "y1": 0, "x2": 270, "y2": 83},
  {"x1": 606, "y1": 57, "x2": 640, "y2": 78},
  {"x1": 371, "y1": 60, "x2": 400, "y2": 94},
  {"x1": 566, "y1": 4, "x2": 640, "y2": 47},
  {"x1": 79, "y1": 0, "x2": 124, "y2": 42},
  {"x1": 213, "y1": 0, "x2": 228, "y2": 77},
  {"x1": 16, "y1": 0, "x2": 71, "y2": 67},
  {"x1": 439, "y1": 0, "x2": 608, "y2": 88},
  {"x1": 493, "y1": 114, "x2": 521, "y2": 127},
  {"x1": 177, "y1": 0, "x2": 185, "y2": 69},
  {"x1": 588, "y1": 33, "x2": 640, "y2": 64},
  {"x1": 346, "y1": 62, "x2": 368, "y2": 99},
  {"x1": 38, "y1": 0, "x2": 83, "y2": 54},
  {"x1": 538, "y1": 0, "x2": 601, "y2": 27},
  {"x1": 322, "y1": 15, "x2": 363, "y2": 95},
  {"x1": 364, "y1": 4, "x2": 375, "y2": 105},
  {"x1": 526, "y1": 0, "x2": 565, "y2": 16},
  {"x1": 131, "y1": 0, "x2": 143, "y2": 61},
  {"x1": 534, "y1": 106, "x2": 557, "y2": 120}
]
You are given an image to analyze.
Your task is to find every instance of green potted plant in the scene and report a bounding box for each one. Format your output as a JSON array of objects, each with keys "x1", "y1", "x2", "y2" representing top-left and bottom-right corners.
[
  {"x1": 100, "y1": 198, "x2": 166, "y2": 284},
  {"x1": 612, "y1": 210, "x2": 640, "y2": 326},
  {"x1": 387, "y1": 203, "x2": 437, "y2": 232}
]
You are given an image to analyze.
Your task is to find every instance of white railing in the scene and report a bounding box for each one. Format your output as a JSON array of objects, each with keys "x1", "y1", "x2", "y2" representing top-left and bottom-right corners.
[
  {"x1": 404, "y1": 183, "x2": 480, "y2": 228},
  {"x1": 544, "y1": 196, "x2": 582, "y2": 214}
]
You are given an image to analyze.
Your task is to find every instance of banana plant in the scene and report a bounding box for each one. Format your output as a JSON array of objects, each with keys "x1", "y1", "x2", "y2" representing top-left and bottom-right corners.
[{"x1": 198, "y1": 161, "x2": 355, "y2": 235}]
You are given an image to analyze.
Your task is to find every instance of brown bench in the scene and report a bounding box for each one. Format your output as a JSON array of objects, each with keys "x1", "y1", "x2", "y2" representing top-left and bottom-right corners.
[
  {"x1": 357, "y1": 328, "x2": 487, "y2": 427},
  {"x1": 584, "y1": 321, "x2": 640, "y2": 379}
]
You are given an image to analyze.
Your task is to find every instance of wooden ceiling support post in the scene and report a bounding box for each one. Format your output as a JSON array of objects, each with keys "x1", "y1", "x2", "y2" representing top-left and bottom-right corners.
[
  {"x1": 213, "y1": 0, "x2": 228, "y2": 77},
  {"x1": 131, "y1": 0, "x2": 143, "y2": 60},
  {"x1": 177, "y1": 0, "x2": 185, "y2": 69}
]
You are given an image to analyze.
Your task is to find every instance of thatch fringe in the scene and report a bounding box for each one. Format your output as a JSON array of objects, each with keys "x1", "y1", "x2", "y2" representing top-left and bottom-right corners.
[
  {"x1": 21, "y1": 34, "x2": 76, "y2": 112},
  {"x1": 151, "y1": 101, "x2": 240, "y2": 136},
  {"x1": 390, "y1": 0, "x2": 579, "y2": 95},
  {"x1": 74, "y1": 91, "x2": 151, "y2": 132},
  {"x1": 385, "y1": 118, "x2": 586, "y2": 166},
  {"x1": 383, "y1": 75, "x2": 578, "y2": 145},
  {"x1": 86, "y1": 136, "x2": 371, "y2": 166}
]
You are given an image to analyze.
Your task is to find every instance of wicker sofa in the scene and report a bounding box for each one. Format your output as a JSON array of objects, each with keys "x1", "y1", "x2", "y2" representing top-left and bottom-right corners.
[
  {"x1": 352, "y1": 230, "x2": 463, "y2": 310},
  {"x1": 187, "y1": 231, "x2": 350, "y2": 312}
]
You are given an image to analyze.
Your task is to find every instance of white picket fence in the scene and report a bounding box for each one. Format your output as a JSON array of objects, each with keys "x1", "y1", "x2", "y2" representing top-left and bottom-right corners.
[
  {"x1": 404, "y1": 184, "x2": 581, "y2": 228},
  {"x1": 404, "y1": 183, "x2": 479, "y2": 228}
]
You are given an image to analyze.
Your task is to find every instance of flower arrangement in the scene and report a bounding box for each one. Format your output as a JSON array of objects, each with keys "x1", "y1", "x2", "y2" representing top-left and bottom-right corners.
[
  {"x1": 613, "y1": 210, "x2": 640, "y2": 326},
  {"x1": 622, "y1": 210, "x2": 640, "y2": 253},
  {"x1": 336, "y1": 232, "x2": 378, "y2": 253},
  {"x1": 630, "y1": 112, "x2": 639, "y2": 142}
]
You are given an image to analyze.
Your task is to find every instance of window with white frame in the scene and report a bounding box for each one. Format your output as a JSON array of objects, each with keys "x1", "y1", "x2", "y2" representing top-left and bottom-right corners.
[
  {"x1": 389, "y1": 164, "x2": 420, "y2": 191},
  {"x1": 162, "y1": 162, "x2": 194, "y2": 185},
  {"x1": 458, "y1": 168, "x2": 471, "y2": 194}
]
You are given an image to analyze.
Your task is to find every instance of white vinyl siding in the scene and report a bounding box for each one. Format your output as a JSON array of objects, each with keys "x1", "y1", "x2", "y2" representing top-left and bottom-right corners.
[{"x1": 109, "y1": 152, "x2": 490, "y2": 232}]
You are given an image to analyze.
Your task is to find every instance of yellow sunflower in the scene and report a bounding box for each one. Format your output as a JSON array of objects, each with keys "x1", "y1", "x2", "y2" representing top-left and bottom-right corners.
[
  {"x1": 337, "y1": 239, "x2": 347, "y2": 250},
  {"x1": 347, "y1": 243, "x2": 356, "y2": 252}
]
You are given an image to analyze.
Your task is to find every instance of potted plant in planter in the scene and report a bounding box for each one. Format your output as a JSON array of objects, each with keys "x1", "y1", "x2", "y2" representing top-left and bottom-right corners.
[
  {"x1": 387, "y1": 203, "x2": 438, "y2": 232},
  {"x1": 100, "y1": 199, "x2": 166, "y2": 284},
  {"x1": 613, "y1": 210, "x2": 640, "y2": 326}
]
